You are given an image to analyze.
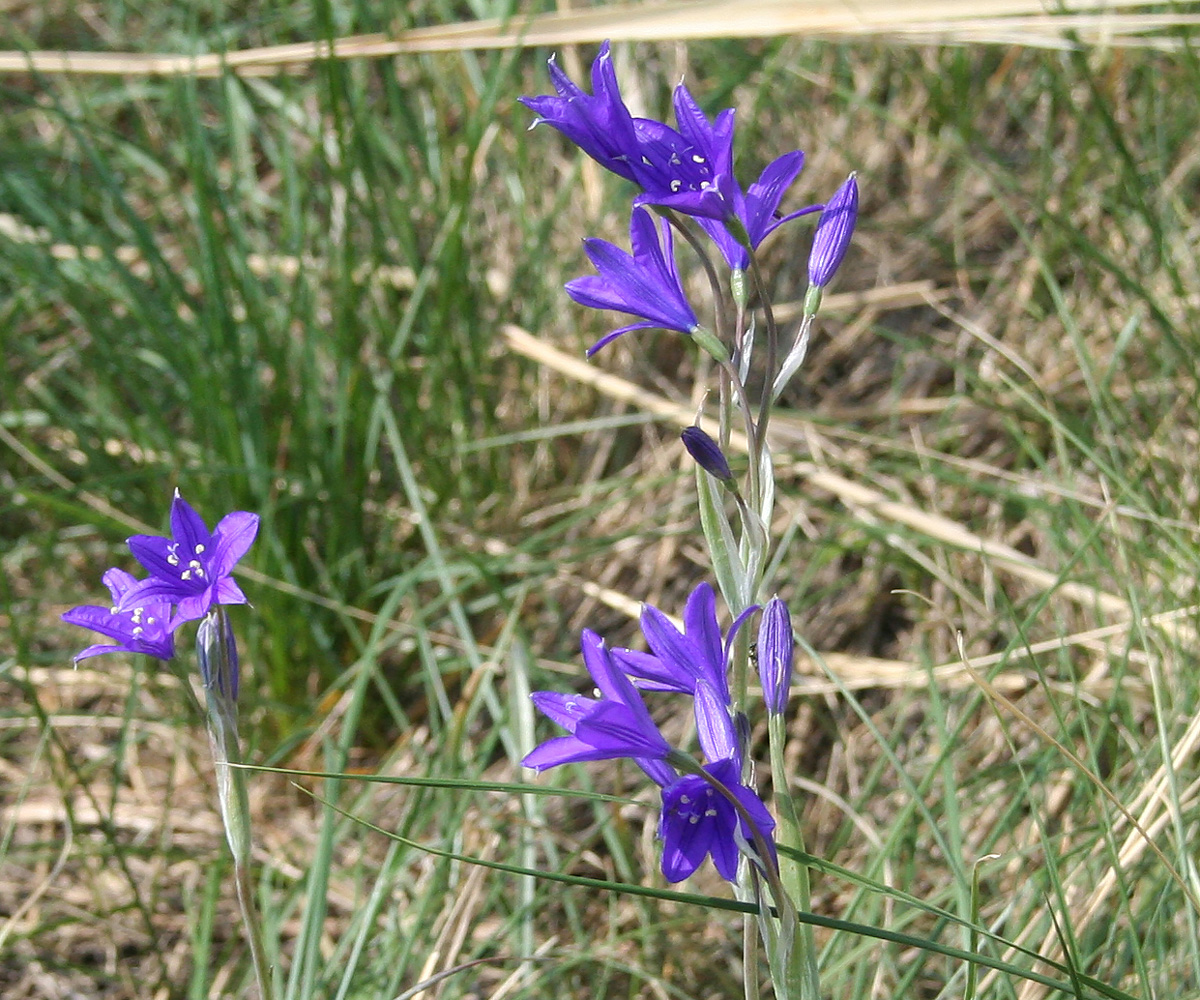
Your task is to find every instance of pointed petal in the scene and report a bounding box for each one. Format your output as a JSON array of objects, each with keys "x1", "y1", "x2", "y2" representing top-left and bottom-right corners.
[
  {"x1": 213, "y1": 577, "x2": 249, "y2": 606},
  {"x1": 683, "y1": 583, "x2": 725, "y2": 694},
  {"x1": 613, "y1": 648, "x2": 692, "y2": 694},
  {"x1": 211, "y1": 511, "x2": 259, "y2": 576},
  {"x1": 743, "y1": 150, "x2": 805, "y2": 244},
  {"x1": 522, "y1": 735, "x2": 605, "y2": 772},
  {"x1": 99, "y1": 567, "x2": 138, "y2": 604},
  {"x1": 171, "y1": 594, "x2": 211, "y2": 628},
  {"x1": 637, "y1": 757, "x2": 677, "y2": 788},
  {"x1": 530, "y1": 690, "x2": 599, "y2": 732},
  {"x1": 169, "y1": 493, "x2": 212, "y2": 553},
  {"x1": 694, "y1": 679, "x2": 738, "y2": 764},
  {"x1": 575, "y1": 701, "x2": 671, "y2": 760},
  {"x1": 62, "y1": 604, "x2": 128, "y2": 640},
  {"x1": 724, "y1": 603, "x2": 761, "y2": 663},
  {"x1": 639, "y1": 604, "x2": 700, "y2": 691},
  {"x1": 116, "y1": 575, "x2": 189, "y2": 609},
  {"x1": 706, "y1": 797, "x2": 741, "y2": 881},
  {"x1": 73, "y1": 642, "x2": 129, "y2": 662},
  {"x1": 584, "y1": 322, "x2": 656, "y2": 357}
]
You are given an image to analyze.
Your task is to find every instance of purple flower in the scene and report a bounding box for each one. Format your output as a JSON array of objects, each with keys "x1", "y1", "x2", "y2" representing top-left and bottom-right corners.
[
  {"x1": 566, "y1": 208, "x2": 700, "y2": 356},
  {"x1": 681, "y1": 425, "x2": 733, "y2": 483},
  {"x1": 62, "y1": 567, "x2": 175, "y2": 663},
  {"x1": 519, "y1": 41, "x2": 641, "y2": 184},
  {"x1": 524, "y1": 596, "x2": 779, "y2": 884},
  {"x1": 808, "y1": 173, "x2": 858, "y2": 288},
  {"x1": 523, "y1": 629, "x2": 675, "y2": 785},
  {"x1": 629, "y1": 86, "x2": 738, "y2": 222},
  {"x1": 120, "y1": 491, "x2": 259, "y2": 628},
  {"x1": 523, "y1": 45, "x2": 820, "y2": 269},
  {"x1": 613, "y1": 583, "x2": 757, "y2": 764},
  {"x1": 659, "y1": 757, "x2": 777, "y2": 883},
  {"x1": 757, "y1": 597, "x2": 794, "y2": 714},
  {"x1": 698, "y1": 151, "x2": 823, "y2": 270}
]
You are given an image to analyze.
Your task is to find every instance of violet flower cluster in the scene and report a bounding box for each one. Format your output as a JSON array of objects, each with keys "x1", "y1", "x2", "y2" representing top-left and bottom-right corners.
[
  {"x1": 523, "y1": 40, "x2": 858, "y2": 356},
  {"x1": 518, "y1": 42, "x2": 826, "y2": 892},
  {"x1": 524, "y1": 583, "x2": 794, "y2": 883},
  {"x1": 62, "y1": 490, "x2": 258, "y2": 695}
]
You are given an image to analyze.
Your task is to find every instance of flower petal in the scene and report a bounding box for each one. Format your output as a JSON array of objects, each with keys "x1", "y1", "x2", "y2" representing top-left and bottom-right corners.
[
  {"x1": 639, "y1": 603, "x2": 701, "y2": 691},
  {"x1": 169, "y1": 492, "x2": 212, "y2": 554},
  {"x1": 211, "y1": 511, "x2": 259, "y2": 577},
  {"x1": 530, "y1": 690, "x2": 599, "y2": 731},
  {"x1": 684, "y1": 582, "x2": 726, "y2": 696},
  {"x1": 694, "y1": 679, "x2": 738, "y2": 764}
]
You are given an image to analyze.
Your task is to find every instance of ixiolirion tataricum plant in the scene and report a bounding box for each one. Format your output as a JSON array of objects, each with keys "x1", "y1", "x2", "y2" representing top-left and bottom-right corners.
[
  {"x1": 520, "y1": 41, "x2": 857, "y2": 1000},
  {"x1": 63, "y1": 491, "x2": 276, "y2": 1000}
]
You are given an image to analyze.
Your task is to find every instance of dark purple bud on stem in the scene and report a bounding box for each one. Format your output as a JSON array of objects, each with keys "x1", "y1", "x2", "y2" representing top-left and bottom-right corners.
[{"x1": 682, "y1": 426, "x2": 734, "y2": 483}]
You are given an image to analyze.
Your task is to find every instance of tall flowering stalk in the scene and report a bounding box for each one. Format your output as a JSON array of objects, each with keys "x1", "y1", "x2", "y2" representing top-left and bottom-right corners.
[
  {"x1": 63, "y1": 491, "x2": 274, "y2": 1000},
  {"x1": 522, "y1": 42, "x2": 858, "y2": 1000}
]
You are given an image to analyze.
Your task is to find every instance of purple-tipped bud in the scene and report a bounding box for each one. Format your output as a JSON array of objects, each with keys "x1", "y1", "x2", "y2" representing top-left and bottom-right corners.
[
  {"x1": 757, "y1": 597, "x2": 794, "y2": 714},
  {"x1": 807, "y1": 173, "x2": 858, "y2": 289},
  {"x1": 681, "y1": 426, "x2": 734, "y2": 483}
]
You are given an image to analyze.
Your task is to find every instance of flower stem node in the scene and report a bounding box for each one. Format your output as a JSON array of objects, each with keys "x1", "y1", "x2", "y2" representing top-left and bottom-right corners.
[{"x1": 691, "y1": 326, "x2": 731, "y2": 365}]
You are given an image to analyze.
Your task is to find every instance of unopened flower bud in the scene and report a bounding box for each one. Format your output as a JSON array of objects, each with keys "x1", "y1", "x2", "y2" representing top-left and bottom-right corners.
[
  {"x1": 807, "y1": 173, "x2": 858, "y2": 291},
  {"x1": 757, "y1": 597, "x2": 794, "y2": 714},
  {"x1": 682, "y1": 426, "x2": 734, "y2": 483}
]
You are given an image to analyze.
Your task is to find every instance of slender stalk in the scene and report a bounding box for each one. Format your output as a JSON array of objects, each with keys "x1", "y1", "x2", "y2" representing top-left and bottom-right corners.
[
  {"x1": 664, "y1": 209, "x2": 731, "y2": 342},
  {"x1": 199, "y1": 610, "x2": 277, "y2": 1000},
  {"x1": 746, "y1": 246, "x2": 781, "y2": 446},
  {"x1": 768, "y1": 713, "x2": 820, "y2": 1000}
]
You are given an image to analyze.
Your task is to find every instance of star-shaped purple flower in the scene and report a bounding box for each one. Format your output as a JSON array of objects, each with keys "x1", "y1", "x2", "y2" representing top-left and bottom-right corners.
[
  {"x1": 120, "y1": 491, "x2": 259, "y2": 628},
  {"x1": 629, "y1": 85, "x2": 738, "y2": 222},
  {"x1": 566, "y1": 208, "x2": 700, "y2": 356},
  {"x1": 62, "y1": 567, "x2": 176, "y2": 663},
  {"x1": 659, "y1": 757, "x2": 777, "y2": 883}
]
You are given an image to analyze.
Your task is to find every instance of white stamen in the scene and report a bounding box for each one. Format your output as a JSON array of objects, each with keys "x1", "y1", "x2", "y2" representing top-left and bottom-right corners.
[
  {"x1": 670, "y1": 179, "x2": 682, "y2": 192},
  {"x1": 194, "y1": 543, "x2": 206, "y2": 554},
  {"x1": 689, "y1": 815, "x2": 700, "y2": 824},
  {"x1": 705, "y1": 808, "x2": 718, "y2": 817},
  {"x1": 692, "y1": 154, "x2": 705, "y2": 164}
]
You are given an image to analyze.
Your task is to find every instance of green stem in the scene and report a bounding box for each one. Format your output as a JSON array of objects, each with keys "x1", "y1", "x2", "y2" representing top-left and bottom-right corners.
[
  {"x1": 200, "y1": 609, "x2": 277, "y2": 1000},
  {"x1": 768, "y1": 713, "x2": 820, "y2": 1000}
]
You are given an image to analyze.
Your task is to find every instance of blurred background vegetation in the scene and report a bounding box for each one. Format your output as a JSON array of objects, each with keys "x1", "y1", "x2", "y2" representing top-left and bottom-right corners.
[{"x1": 4, "y1": 2, "x2": 1200, "y2": 998}]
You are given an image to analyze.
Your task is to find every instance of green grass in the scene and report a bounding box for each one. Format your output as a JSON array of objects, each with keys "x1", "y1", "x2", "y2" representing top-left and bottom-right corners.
[{"x1": 4, "y1": 3, "x2": 1200, "y2": 998}]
